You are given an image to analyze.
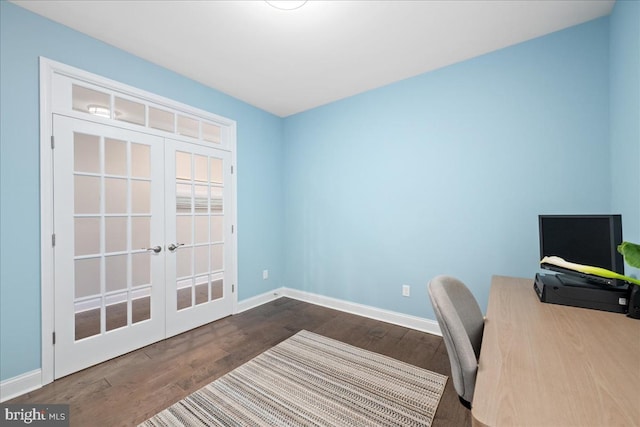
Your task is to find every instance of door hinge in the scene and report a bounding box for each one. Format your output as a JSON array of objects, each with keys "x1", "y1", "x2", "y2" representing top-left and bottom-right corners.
[
  {"x1": 231, "y1": 165, "x2": 234, "y2": 174},
  {"x1": 52, "y1": 332, "x2": 56, "y2": 345},
  {"x1": 52, "y1": 233, "x2": 56, "y2": 247},
  {"x1": 231, "y1": 225, "x2": 234, "y2": 234},
  {"x1": 51, "y1": 135, "x2": 55, "y2": 149},
  {"x1": 232, "y1": 284, "x2": 235, "y2": 293}
]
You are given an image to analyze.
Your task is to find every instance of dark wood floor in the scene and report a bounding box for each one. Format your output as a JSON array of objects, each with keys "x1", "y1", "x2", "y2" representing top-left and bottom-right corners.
[{"x1": 10, "y1": 297, "x2": 471, "y2": 426}]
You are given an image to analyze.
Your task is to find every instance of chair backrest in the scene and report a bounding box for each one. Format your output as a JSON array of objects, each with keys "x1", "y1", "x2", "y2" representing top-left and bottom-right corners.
[{"x1": 428, "y1": 275, "x2": 484, "y2": 405}]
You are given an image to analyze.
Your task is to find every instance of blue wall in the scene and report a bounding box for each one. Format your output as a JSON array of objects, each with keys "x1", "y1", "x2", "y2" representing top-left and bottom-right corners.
[
  {"x1": 2, "y1": 0, "x2": 638, "y2": 385},
  {"x1": 610, "y1": 0, "x2": 640, "y2": 279},
  {"x1": 0, "y1": 1, "x2": 285, "y2": 381},
  {"x1": 283, "y1": 17, "x2": 612, "y2": 319}
]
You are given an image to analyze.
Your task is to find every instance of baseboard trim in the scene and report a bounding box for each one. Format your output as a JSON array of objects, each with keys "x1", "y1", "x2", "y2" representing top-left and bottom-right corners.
[
  {"x1": 281, "y1": 288, "x2": 441, "y2": 336},
  {"x1": 236, "y1": 287, "x2": 286, "y2": 314},
  {"x1": 0, "y1": 369, "x2": 42, "y2": 403}
]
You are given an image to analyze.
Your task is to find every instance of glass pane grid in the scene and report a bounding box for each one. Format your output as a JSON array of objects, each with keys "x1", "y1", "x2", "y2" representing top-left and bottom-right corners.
[
  {"x1": 174, "y1": 151, "x2": 227, "y2": 309},
  {"x1": 72, "y1": 85, "x2": 228, "y2": 147},
  {"x1": 176, "y1": 152, "x2": 195, "y2": 310},
  {"x1": 74, "y1": 133, "x2": 153, "y2": 341}
]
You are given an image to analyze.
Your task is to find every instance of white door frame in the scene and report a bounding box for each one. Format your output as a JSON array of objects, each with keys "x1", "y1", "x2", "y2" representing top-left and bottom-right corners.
[{"x1": 39, "y1": 57, "x2": 238, "y2": 385}]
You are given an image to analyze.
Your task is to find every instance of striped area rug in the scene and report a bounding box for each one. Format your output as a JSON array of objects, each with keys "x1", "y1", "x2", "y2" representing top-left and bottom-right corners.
[{"x1": 140, "y1": 330, "x2": 447, "y2": 426}]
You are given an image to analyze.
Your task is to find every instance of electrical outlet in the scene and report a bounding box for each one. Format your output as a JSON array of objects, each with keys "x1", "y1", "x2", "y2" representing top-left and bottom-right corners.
[
  {"x1": 402, "y1": 285, "x2": 410, "y2": 297},
  {"x1": 263, "y1": 269, "x2": 269, "y2": 280}
]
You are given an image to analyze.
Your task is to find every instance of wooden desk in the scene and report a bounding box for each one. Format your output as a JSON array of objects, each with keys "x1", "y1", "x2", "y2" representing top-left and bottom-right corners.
[{"x1": 472, "y1": 275, "x2": 640, "y2": 427}]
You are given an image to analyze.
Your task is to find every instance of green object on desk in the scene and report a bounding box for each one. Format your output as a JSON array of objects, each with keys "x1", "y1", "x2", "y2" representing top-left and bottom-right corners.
[
  {"x1": 540, "y1": 255, "x2": 640, "y2": 286},
  {"x1": 618, "y1": 241, "x2": 640, "y2": 269}
]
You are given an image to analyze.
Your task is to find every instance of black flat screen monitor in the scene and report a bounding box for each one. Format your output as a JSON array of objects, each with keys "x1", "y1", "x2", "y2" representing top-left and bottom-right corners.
[{"x1": 538, "y1": 214, "x2": 624, "y2": 275}]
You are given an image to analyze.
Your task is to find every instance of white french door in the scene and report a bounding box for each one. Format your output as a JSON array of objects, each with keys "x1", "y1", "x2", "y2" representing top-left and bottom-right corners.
[
  {"x1": 165, "y1": 139, "x2": 234, "y2": 337},
  {"x1": 53, "y1": 115, "x2": 166, "y2": 378},
  {"x1": 52, "y1": 116, "x2": 234, "y2": 378}
]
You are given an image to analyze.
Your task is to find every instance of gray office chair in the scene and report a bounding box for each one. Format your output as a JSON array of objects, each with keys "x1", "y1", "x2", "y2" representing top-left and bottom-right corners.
[{"x1": 428, "y1": 275, "x2": 484, "y2": 409}]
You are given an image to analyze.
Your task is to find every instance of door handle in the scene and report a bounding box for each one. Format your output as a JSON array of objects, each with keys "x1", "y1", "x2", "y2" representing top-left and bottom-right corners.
[
  {"x1": 168, "y1": 243, "x2": 184, "y2": 252},
  {"x1": 146, "y1": 245, "x2": 162, "y2": 253}
]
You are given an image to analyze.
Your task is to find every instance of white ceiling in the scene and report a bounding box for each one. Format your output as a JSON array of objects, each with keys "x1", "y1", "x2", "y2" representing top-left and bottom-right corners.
[{"x1": 13, "y1": 0, "x2": 615, "y2": 117}]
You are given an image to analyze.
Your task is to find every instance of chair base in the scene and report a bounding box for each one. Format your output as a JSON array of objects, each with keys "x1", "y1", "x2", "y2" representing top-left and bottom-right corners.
[{"x1": 459, "y1": 395, "x2": 472, "y2": 409}]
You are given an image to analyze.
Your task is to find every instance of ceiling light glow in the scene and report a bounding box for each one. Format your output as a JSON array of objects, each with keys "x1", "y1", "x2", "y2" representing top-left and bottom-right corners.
[
  {"x1": 87, "y1": 105, "x2": 111, "y2": 118},
  {"x1": 265, "y1": 1, "x2": 307, "y2": 11}
]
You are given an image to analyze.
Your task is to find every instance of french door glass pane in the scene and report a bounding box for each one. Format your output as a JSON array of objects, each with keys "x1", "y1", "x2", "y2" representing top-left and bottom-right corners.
[
  {"x1": 177, "y1": 280, "x2": 192, "y2": 310},
  {"x1": 132, "y1": 291, "x2": 151, "y2": 324},
  {"x1": 105, "y1": 217, "x2": 127, "y2": 253},
  {"x1": 210, "y1": 276, "x2": 223, "y2": 301},
  {"x1": 173, "y1": 149, "x2": 226, "y2": 308},
  {"x1": 131, "y1": 143, "x2": 151, "y2": 178},
  {"x1": 210, "y1": 216, "x2": 223, "y2": 242},
  {"x1": 176, "y1": 216, "x2": 192, "y2": 245},
  {"x1": 74, "y1": 133, "x2": 100, "y2": 173},
  {"x1": 105, "y1": 138, "x2": 127, "y2": 175},
  {"x1": 132, "y1": 181, "x2": 151, "y2": 213},
  {"x1": 194, "y1": 155, "x2": 208, "y2": 182},
  {"x1": 75, "y1": 299, "x2": 101, "y2": 341},
  {"x1": 74, "y1": 258, "x2": 100, "y2": 298},
  {"x1": 210, "y1": 187, "x2": 223, "y2": 213},
  {"x1": 194, "y1": 216, "x2": 209, "y2": 244},
  {"x1": 106, "y1": 293, "x2": 128, "y2": 332},
  {"x1": 72, "y1": 129, "x2": 154, "y2": 342},
  {"x1": 75, "y1": 176, "x2": 100, "y2": 214},
  {"x1": 176, "y1": 151, "x2": 191, "y2": 180},
  {"x1": 132, "y1": 253, "x2": 151, "y2": 286},
  {"x1": 131, "y1": 217, "x2": 150, "y2": 250},
  {"x1": 194, "y1": 245, "x2": 209, "y2": 275},
  {"x1": 177, "y1": 247, "x2": 192, "y2": 278},
  {"x1": 105, "y1": 255, "x2": 127, "y2": 292},
  {"x1": 194, "y1": 185, "x2": 208, "y2": 213},
  {"x1": 75, "y1": 217, "x2": 100, "y2": 256},
  {"x1": 210, "y1": 244, "x2": 223, "y2": 272},
  {"x1": 210, "y1": 158, "x2": 223, "y2": 183},
  {"x1": 105, "y1": 178, "x2": 127, "y2": 214},
  {"x1": 176, "y1": 184, "x2": 192, "y2": 213},
  {"x1": 195, "y1": 276, "x2": 208, "y2": 305}
]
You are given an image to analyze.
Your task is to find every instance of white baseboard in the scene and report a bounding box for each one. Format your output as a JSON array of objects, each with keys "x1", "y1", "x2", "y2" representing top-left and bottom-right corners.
[
  {"x1": 281, "y1": 288, "x2": 441, "y2": 336},
  {"x1": 236, "y1": 287, "x2": 286, "y2": 313},
  {"x1": 0, "y1": 369, "x2": 42, "y2": 403},
  {"x1": 237, "y1": 287, "x2": 441, "y2": 336}
]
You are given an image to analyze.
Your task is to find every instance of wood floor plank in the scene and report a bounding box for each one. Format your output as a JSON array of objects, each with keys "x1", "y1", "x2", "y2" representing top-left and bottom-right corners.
[{"x1": 8, "y1": 297, "x2": 470, "y2": 426}]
